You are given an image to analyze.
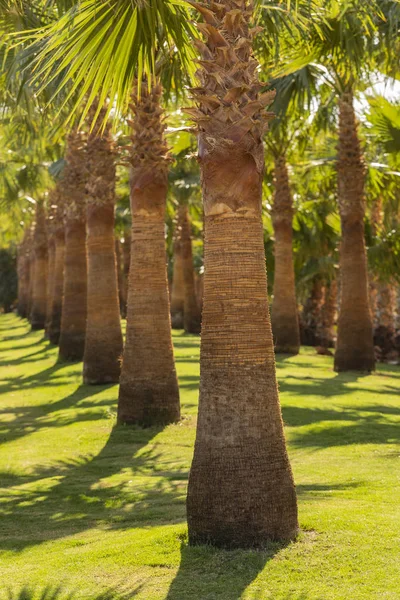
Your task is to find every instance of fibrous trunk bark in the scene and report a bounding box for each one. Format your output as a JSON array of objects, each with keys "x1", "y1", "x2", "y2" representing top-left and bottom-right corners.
[
  {"x1": 170, "y1": 226, "x2": 185, "y2": 329},
  {"x1": 58, "y1": 130, "x2": 87, "y2": 361},
  {"x1": 334, "y1": 92, "x2": 375, "y2": 372},
  {"x1": 45, "y1": 235, "x2": 56, "y2": 337},
  {"x1": 271, "y1": 155, "x2": 300, "y2": 354},
  {"x1": 317, "y1": 279, "x2": 337, "y2": 348},
  {"x1": 83, "y1": 106, "x2": 123, "y2": 384},
  {"x1": 27, "y1": 246, "x2": 35, "y2": 322},
  {"x1": 178, "y1": 204, "x2": 202, "y2": 334},
  {"x1": 186, "y1": 0, "x2": 298, "y2": 548},
  {"x1": 117, "y1": 81, "x2": 180, "y2": 426},
  {"x1": 48, "y1": 229, "x2": 65, "y2": 345},
  {"x1": 30, "y1": 202, "x2": 48, "y2": 330}
]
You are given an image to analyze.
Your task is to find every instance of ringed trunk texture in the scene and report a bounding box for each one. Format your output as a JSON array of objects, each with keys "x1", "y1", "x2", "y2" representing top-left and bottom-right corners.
[
  {"x1": 271, "y1": 156, "x2": 300, "y2": 354},
  {"x1": 334, "y1": 93, "x2": 375, "y2": 372},
  {"x1": 179, "y1": 204, "x2": 202, "y2": 334},
  {"x1": 48, "y1": 230, "x2": 65, "y2": 345},
  {"x1": 122, "y1": 227, "x2": 131, "y2": 316},
  {"x1": 115, "y1": 237, "x2": 126, "y2": 317},
  {"x1": 30, "y1": 203, "x2": 48, "y2": 330},
  {"x1": 45, "y1": 235, "x2": 56, "y2": 337},
  {"x1": 117, "y1": 82, "x2": 180, "y2": 426},
  {"x1": 186, "y1": 0, "x2": 298, "y2": 548},
  {"x1": 83, "y1": 106, "x2": 123, "y2": 384},
  {"x1": 58, "y1": 130, "x2": 88, "y2": 362},
  {"x1": 170, "y1": 235, "x2": 185, "y2": 329}
]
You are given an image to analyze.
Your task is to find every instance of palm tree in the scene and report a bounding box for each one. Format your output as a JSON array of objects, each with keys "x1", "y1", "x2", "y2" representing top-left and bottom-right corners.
[
  {"x1": 45, "y1": 193, "x2": 57, "y2": 337},
  {"x1": 170, "y1": 227, "x2": 185, "y2": 329},
  {"x1": 83, "y1": 102, "x2": 123, "y2": 384},
  {"x1": 117, "y1": 81, "x2": 180, "y2": 426},
  {"x1": 30, "y1": 199, "x2": 48, "y2": 330},
  {"x1": 17, "y1": 227, "x2": 31, "y2": 318},
  {"x1": 185, "y1": 1, "x2": 298, "y2": 547},
  {"x1": 58, "y1": 130, "x2": 87, "y2": 362},
  {"x1": 48, "y1": 185, "x2": 65, "y2": 345}
]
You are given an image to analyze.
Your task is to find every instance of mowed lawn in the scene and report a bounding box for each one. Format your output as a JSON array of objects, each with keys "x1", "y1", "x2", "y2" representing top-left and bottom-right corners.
[{"x1": 0, "y1": 313, "x2": 399, "y2": 600}]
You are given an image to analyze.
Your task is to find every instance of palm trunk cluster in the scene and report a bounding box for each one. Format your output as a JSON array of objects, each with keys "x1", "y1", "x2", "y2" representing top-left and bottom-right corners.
[
  {"x1": 117, "y1": 81, "x2": 180, "y2": 426},
  {"x1": 83, "y1": 103, "x2": 123, "y2": 384},
  {"x1": 271, "y1": 155, "x2": 300, "y2": 354},
  {"x1": 186, "y1": 0, "x2": 298, "y2": 548},
  {"x1": 334, "y1": 92, "x2": 375, "y2": 372},
  {"x1": 45, "y1": 194, "x2": 57, "y2": 338},
  {"x1": 17, "y1": 228, "x2": 32, "y2": 319},
  {"x1": 47, "y1": 185, "x2": 65, "y2": 345},
  {"x1": 58, "y1": 129, "x2": 88, "y2": 361}
]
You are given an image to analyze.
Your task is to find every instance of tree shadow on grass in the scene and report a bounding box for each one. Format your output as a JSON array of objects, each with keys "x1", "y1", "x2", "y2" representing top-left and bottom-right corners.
[
  {"x1": 0, "y1": 425, "x2": 186, "y2": 552},
  {"x1": 165, "y1": 540, "x2": 288, "y2": 600}
]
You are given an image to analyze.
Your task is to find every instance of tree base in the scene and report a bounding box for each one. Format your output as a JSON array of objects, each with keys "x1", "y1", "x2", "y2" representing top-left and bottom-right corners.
[
  {"x1": 334, "y1": 351, "x2": 375, "y2": 372},
  {"x1": 117, "y1": 382, "x2": 180, "y2": 428}
]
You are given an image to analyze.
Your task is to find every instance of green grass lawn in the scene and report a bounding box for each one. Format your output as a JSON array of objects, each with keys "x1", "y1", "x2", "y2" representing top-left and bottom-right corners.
[{"x1": 0, "y1": 313, "x2": 399, "y2": 599}]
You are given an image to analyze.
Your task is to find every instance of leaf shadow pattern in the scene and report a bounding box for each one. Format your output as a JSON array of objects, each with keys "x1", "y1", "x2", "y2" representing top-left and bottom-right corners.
[
  {"x1": 2, "y1": 582, "x2": 144, "y2": 600},
  {"x1": 1, "y1": 425, "x2": 187, "y2": 552}
]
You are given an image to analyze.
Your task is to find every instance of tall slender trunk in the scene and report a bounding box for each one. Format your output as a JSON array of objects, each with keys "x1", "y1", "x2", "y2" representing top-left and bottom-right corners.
[
  {"x1": 271, "y1": 155, "x2": 300, "y2": 354},
  {"x1": 48, "y1": 229, "x2": 65, "y2": 345},
  {"x1": 186, "y1": 0, "x2": 298, "y2": 548},
  {"x1": 122, "y1": 227, "x2": 131, "y2": 317},
  {"x1": 374, "y1": 281, "x2": 396, "y2": 359},
  {"x1": 300, "y1": 278, "x2": 325, "y2": 346},
  {"x1": 170, "y1": 224, "x2": 185, "y2": 329},
  {"x1": 59, "y1": 130, "x2": 87, "y2": 361},
  {"x1": 334, "y1": 92, "x2": 375, "y2": 372},
  {"x1": 27, "y1": 243, "x2": 35, "y2": 322},
  {"x1": 117, "y1": 81, "x2": 180, "y2": 426},
  {"x1": 317, "y1": 278, "x2": 337, "y2": 348},
  {"x1": 178, "y1": 204, "x2": 202, "y2": 334},
  {"x1": 115, "y1": 237, "x2": 126, "y2": 317},
  {"x1": 83, "y1": 107, "x2": 123, "y2": 384},
  {"x1": 45, "y1": 234, "x2": 56, "y2": 337},
  {"x1": 30, "y1": 202, "x2": 48, "y2": 330},
  {"x1": 17, "y1": 229, "x2": 30, "y2": 318}
]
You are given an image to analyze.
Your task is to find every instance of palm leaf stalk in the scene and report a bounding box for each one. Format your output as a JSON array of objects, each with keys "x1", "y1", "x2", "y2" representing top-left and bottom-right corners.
[
  {"x1": 58, "y1": 129, "x2": 87, "y2": 362},
  {"x1": 185, "y1": 0, "x2": 298, "y2": 548},
  {"x1": 117, "y1": 80, "x2": 180, "y2": 426},
  {"x1": 83, "y1": 101, "x2": 123, "y2": 384}
]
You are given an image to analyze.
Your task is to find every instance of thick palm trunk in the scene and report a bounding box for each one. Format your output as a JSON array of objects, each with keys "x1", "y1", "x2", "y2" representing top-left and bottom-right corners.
[
  {"x1": 170, "y1": 233, "x2": 185, "y2": 329},
  {"x1": 178, "y1": 204, "x2": 201, "y2": 334},
  {"x1": 59, "y1": 131, "x2": 87, "y2": 361},
  {"x1": 45, "y1": 234, "x2": 56, "y2": 337},
  {"x1": 186, "y1": 0, "x2": 298, "y2": 548},
  {"x1": 48, "y1": 229, "x2": 65, "y2": 345},
  {"x1": 317, "y1": 279, "x2": 337, "y2": 348},
  {"x1": 83, "y1": 108, "x2": 123, "y2": 384},
  {"x1": 117, "y1": 82, "x2": 179, "y2": 426},
  {"x1": 271, "y1": 156, "x2": 300, "y2": 354},
  {"x1": 334, "y1": 93, "x2": 375, "y2": 372},
  {"x1": 374, "y1": 281, "x2": 396, "y2": 360},
  {"x1": 30, "y1": 202, "x2": 48, "y2": 330}
]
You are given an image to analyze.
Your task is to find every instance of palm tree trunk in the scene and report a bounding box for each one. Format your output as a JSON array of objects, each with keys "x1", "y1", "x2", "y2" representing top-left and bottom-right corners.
[
  {"x1": 170, "y1": 228, "x2": 185, "y2": 329},
  {"x1": 30, "y1": 202, "x2": 48, "y2": 330},
  {"x1": 27, "y1": 246, "x2": 35, "y2": 322},
  {"x1": 374, "y1": 281, "x2": 396, "y2": 360},
  {"x1": 334, "y1": 92, "x2": 375, "y2": 372},
  {"x1": 186, "y1": 0, "x2": 298, "y2": 548},
  {"x1": 48, "y1": 229, "x2": 65, "y2": 345},
  {"x1": 300, "y1": 278, "x2": 324, "y2": 346},
  {"x1": 117, "y1": 81, "x2": 180, "y2": 426},
  {"x1": 83, "y1": 108, "x2": 123, "y2": 384},
  {"x1": 45, "y1": 234, "x2": 56, "y2": 337},
  {"x1": 17, "y1": 230, "x2": 30, "y2": 318},
  {"x1": 115, "y1": 237, "x2": 126, "y2": 317},
  {"x1": 58, "y1": 130, "x2": 87, "y2": 361},
  {"x1": 178, "y1": 204, "x2": 202, "y2": 334},
  {"x1": 317, "y1": 278, "x2": 337, "y2": 348},
  {"x1": 122, "y1": 227, "x2": 131, "y2": 317},
  {"x1": 271, "y1": 155, "x2": 300, "y2": 354}
]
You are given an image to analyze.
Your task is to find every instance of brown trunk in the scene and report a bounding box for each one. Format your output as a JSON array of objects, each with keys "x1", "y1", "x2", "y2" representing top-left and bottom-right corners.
[
  {"x1": 186, "y1": 1, "x2": 298, "y2": 548},
  {"x1": 271, "y1": 156, "x2": 300, "y2": 354},
  {"x1": 27, "y1": 247, "x2": 35, "y2": 321},
  {"x1": 44, "y1": 235, "x2": 56, "y2": 337},
  {"x1": 122, "y1": 227, "x2": 131, "y2": 316},
  {"x1": 300, "y1": 278, "x2": 325, "y2": 346},
  {"x1": 58, "y1": 130, "x2": 88, "y2": 361},
  {"x1": 195, "y1": 271, "x2": 204, "y2": 312},
  {"x1": 170, "y1": 225, "x2": 185, "y2": 329},
  {"x1": 317, "y1": 279, "x2": 337, "y2": 348},
  {"x1": 334, "y1": 92, "x2": 375, "y2": 372},
  {"x1": 30, "y1": 202, "x2": 48, "y2": 330},
  {"x1": 115, "y1": 237, "x2": 126, "y2": 317},
  {"x1": 179, "y1": 204, "x2": 202, "y2": 334},
  {"x1": 374, "y1": 281, "x2": 396, "y2": 359},
  {"x1": 117, "y1": 81, "x2": 180, "y2": 426},
  {"x1": 48, "y1": 229, "x2": 65, "y2": 345},
  {"x1": 83, "y1": 105, "x2": 123, "y2": 384},
  {"x1": 83, "y1": 204, "x2": 123, "y2": 383},
  {"x1": 17, "y1": 230, "x2": 30, "y2": 318}
]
